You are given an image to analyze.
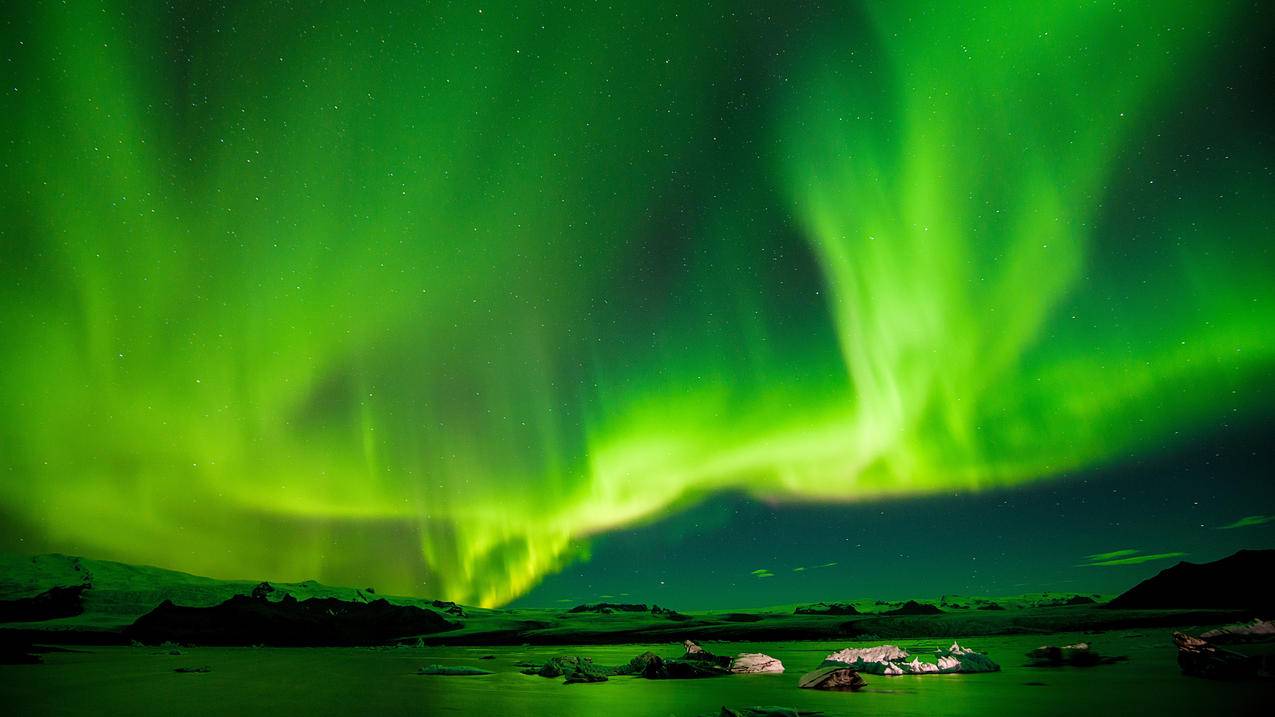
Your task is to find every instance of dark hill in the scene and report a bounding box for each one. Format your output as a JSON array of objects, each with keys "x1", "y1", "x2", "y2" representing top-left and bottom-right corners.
[
  {"x1": 882, "y1": 600, "x2": 943, "y2": 616},
  {"x1": 124, "y1": 593, "x2": 459, "y2": 646},
  {"x1": 1107, "y1": 549, "x2": 1275, "y2": 610},
  {"x1": 794, "y1": 602, "x2": 859, "y2": 616},
  {"x1": 0, "y1": 585, "x2": 86, "y2": 622},
  {"x1": 568, "y1": 602, "x2": 649, "y2": 613}
]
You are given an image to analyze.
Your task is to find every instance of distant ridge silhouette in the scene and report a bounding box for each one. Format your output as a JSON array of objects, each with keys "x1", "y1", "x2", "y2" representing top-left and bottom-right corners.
[{"x1": 1107, "y1": 550, "x2": 1275, "y2": 610}]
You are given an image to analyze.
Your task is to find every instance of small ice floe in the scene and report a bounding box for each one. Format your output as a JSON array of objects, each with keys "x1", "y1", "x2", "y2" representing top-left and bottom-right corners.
[
  {"x1": 1201, "y1": 619, "x2": 1275, "y2": 644},
  {"x1": 824, "y1": 645, "x2": 909, "y2": 665},
  {"x1": 729, "y1": 653, "x2": 784, "y2": 674},
  {"x1": 1173, "y1": 631, "x2": 1274, "y2": 679},
  {"x1": 822, "y1": 642, "x2": 999, "y2": 675}
]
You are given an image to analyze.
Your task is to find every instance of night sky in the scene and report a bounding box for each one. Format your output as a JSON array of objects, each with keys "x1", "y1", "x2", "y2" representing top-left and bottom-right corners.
[
  {"x1": 514, "y1": 424, "x2": 1275, "y2": 609},
  {"x1": 2, "y1": 2, "x2": 1272, "y2": 608}
]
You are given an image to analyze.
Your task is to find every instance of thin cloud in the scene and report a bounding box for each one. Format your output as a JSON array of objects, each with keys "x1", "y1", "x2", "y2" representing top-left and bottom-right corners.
[
  {"x1": 1079, "y1": 550, "x2": 1186, "y2": 567},
  {"x1": 751, "y1": 568, "x2": 775, "y2": 578},
  {"x1": 1217, "y1": 515, "x2": 1275, "y2": 530},
  {"x1": 1085, "y1": 549, "x2": 1140, "y2": 562}
]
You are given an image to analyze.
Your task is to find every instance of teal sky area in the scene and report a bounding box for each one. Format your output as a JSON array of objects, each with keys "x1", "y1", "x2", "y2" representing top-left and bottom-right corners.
[{"x1": 512, "y1": 426, "x2": 1274, "y2": 609}]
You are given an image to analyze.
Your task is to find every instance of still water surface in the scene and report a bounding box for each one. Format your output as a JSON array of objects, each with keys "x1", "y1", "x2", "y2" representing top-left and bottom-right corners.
[{"x1": 3, "y1": 630, "x2": 1270, "y2": 716}]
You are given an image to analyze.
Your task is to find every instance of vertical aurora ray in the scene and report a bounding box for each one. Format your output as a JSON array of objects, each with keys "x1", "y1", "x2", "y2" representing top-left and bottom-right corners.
[
  {"x1": 777, "y1": 1, "x2": 1275, "y2": 489},
  {"x1": 1, "y1": 1, "x2": 1271, "y2": 605}
]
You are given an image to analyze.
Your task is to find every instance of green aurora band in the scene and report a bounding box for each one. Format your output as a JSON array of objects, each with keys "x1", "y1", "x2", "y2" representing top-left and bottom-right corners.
[{"x1": 2, "y1": 1, "x2": 1272, "y2": 605}]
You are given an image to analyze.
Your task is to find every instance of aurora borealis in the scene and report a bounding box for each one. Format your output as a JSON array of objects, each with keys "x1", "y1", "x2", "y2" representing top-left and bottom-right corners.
[{"x1": 2, "y1": 1, "x2": 1272, "y2": 607}]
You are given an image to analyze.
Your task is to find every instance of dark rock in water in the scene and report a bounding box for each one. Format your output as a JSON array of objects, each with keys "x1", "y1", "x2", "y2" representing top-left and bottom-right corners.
[
  {"x1": 0, "y1": 585, "x2": 86, "y2": 622},
  {"x1": 523, "y1": 655, "x2": 599, "y2": 678},
  {"x1": 1108, "y1": 549, "x2": 1275, "y2": 610},
  {"x1": 174, "y1": 666, "x2": 210, "y2": 673},
  {"x1": 633, "y1": 653, "x2": 666, "y2": 677},
  {"x1": 524, "y1": 656, "x2": 573, "y2": 677},
  {"x1": 478, "y1": 654, "x2": 496, "y2": 660},
  {"x1": 682, "y1": 640, "x2": 709, "y2": 656},
  {"x1": 1173, "y1": 631, "x2": 1275, "y2": 679},
  {"x1": 635, "y1": 642, "x2": 732, "y2": 679},
  {"x1": 798, "y1": 666, "x2": 866, "y2": 691},
  {"x1": 522, "y1": 655, "x2": 615, "y2": 682},
  {"x1": 976, "y1": 602, "x2": 1005, "y2": 611},
  {"x1": 249, "y1": 582, "x2": 275, "y2": 600},
  {"x1": 1025, "y1": 642, "x2": 1127, "y2": 667},
  {"x1": 720, "y1": 612, "x2": 765, "y2": 623},
  {"x1": 511, "y1": 643, "x2": 736, "y2": 682},
  {"x1": 681, "y1": 640, "x2": 732, "y2": 668},
  {"x1": 417, "y1": 664, "x2": 493, "y2": 675},
  {"x1": 568, "y1": 602, "x2": 649, "y2": 614},
  {"x1": 624, "y1": 635, "x2": 729, "y2": 673},
  {"x1": 881, "y1": 600, "x2": 942, "y2": 616},
  {"x1": 563, "y1": 665, "x2": 610, "y2": 684},
  {"x1": 794, "y1": 602, "x2": 859, "y2": 616},
  {"x1": 621, "y1": 651, "x2": 663, "y2": 676},
  {"x1": 124, "y1": 594, "x2": 459, "y2": 646},
  {"x1": 658, "y1": 659, "x2": 733, "y2": 679}
]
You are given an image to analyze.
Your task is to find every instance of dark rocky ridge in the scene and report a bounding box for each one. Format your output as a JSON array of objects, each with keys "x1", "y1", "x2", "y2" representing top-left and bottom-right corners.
[
  {"x1": 567, "y1": 602, "x2": 690, "y2": 621},
  {"x1": 794, "y1": 602, "x2": 859, "y2": 616},
  {"x1": 1038, "y1": 595, "x2": 1097, "y2": 607},
  {"x1": 3, "y1": 550, "x2": 1267, "y2": 647},
  {"x1": 124, "y1": 593, "x2": 459, "y2": 646}
]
